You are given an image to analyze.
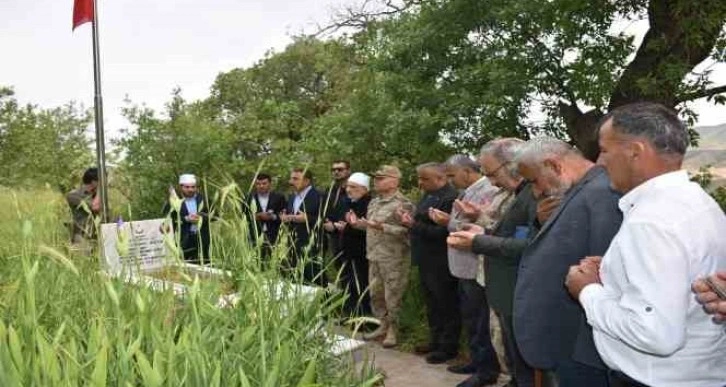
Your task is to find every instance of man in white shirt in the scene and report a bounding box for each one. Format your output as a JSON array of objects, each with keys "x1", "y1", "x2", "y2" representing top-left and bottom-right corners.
[{"x1": 566, "y1": 102, "x2": 726, "y2": 387}]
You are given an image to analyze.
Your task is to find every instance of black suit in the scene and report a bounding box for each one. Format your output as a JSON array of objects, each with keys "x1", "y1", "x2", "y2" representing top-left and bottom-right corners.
[
  {"x1": 410, "y1": 184, "x2": 461, "y2": 354},
  {"x1": 285, "y1": 186, "x2": 326, "y2": 286},
  {"x1": 245, "y1": 191, "x2": 287, "y2": 249},
  {"x1": 163, "y1": 194, "x2": 211, "y2": 264},
  {"x1": 513, "y1": 166, "x2": 622, "y2": 386},
  {"x1": 472, "y1": 182, "x2": 537, "y2": 387}
]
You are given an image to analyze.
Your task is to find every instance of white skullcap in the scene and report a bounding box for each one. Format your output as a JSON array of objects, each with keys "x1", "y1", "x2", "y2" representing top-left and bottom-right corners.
[
  {"x1": 347, "y1": 172, "x2": 370, "y2": 190},
  {"x1": 178, "y1": 174, "x2": 197, "y2": 185}
]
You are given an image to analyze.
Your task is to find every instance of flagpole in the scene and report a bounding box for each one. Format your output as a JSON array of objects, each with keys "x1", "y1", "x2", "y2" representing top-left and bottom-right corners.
[{"x1": 91, "y1": 0, "x2": 109, "y2": 222}]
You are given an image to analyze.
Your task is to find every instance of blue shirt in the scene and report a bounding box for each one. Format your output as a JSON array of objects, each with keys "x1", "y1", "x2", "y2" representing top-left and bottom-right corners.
[{"x1": 185, "y1": 196, "x2": 198, "y2": 233}]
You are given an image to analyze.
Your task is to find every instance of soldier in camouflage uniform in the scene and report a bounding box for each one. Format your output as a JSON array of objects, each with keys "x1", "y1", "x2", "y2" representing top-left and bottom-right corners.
[
  {"x1": 353, "y1": 165, "x2": 414, "y2": 348},
  {"x1": 66, "y1": 167, "x2": 101, "y2": 247}
]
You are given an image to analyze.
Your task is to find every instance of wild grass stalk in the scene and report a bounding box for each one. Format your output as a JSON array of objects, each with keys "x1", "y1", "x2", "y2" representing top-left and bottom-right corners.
[{"x1": 0, "y1": 186, "x2": 379, "y2": 386}]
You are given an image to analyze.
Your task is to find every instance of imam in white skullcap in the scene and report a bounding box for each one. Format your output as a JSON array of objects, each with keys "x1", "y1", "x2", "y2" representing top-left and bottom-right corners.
[
  {"x1": 178, "y1": 174, "x2": 197, "y2": 185},
  {"x1": 347, "y1": 172, "x2": 370, "y2": 190}
]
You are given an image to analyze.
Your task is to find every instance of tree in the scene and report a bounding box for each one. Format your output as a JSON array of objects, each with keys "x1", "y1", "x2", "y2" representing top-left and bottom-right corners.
[
  {"x1": 114, "y1": 89, "x2": 242, "y2": 218},
  {"x1": 326, "y1": 0, "x2": 726, "y2": 159},
  {"x1": 0, "y1": 86, "x2": 93, "y2": 192}
]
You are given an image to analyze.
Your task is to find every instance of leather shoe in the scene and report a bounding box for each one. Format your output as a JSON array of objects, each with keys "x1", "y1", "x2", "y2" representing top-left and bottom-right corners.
[
  {"x1": 447, "y1": 363, "x2": 477, "y2": 374},
  {"x1": 455, "y1": 374, "x2": 499, "y2": 387},
  {"x1": 425, "y1": 351, "x2": 457, "y2": 364}
]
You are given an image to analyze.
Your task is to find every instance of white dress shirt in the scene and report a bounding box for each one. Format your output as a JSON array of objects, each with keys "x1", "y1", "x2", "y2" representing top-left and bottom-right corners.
[
  {"x1": 293, "y1": 185, "x2": 312, "y2": 214},
  {"x1": 257, "y1": 193, "x2": 269, "y2": 232},
  {"x1": 580, "y1": 170, "x2": 726, "y2": 387}
]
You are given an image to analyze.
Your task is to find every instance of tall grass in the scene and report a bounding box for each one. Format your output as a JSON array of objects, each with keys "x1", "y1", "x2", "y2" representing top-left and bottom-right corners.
[{"x1": 0, "y1": 186, "x2": 381, "y2": 386}]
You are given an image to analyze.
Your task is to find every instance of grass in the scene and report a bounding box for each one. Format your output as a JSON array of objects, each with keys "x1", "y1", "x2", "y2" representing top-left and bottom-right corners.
[{"x1": 0, "y1": 186, "x2": 382, "y2": 386}]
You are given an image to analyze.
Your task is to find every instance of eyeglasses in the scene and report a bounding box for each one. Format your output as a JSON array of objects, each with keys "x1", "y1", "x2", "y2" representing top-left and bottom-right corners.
[
  {"x1": 331, "y1": 167, "x2": 347, "y2": 172},
  {"x1": 482, "y1": 163, "x2": 507, "y2": 178}
]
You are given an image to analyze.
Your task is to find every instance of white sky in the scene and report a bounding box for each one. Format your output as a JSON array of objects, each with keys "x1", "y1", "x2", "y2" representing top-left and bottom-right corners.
[{"x1": 0, "y1": 0, "x2": 724, "y2": 145}]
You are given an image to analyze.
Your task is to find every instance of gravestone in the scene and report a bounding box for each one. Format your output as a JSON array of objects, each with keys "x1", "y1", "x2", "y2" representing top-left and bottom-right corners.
[{"x1": 100, "y1": 218, "x2": 168, "y2": 275}]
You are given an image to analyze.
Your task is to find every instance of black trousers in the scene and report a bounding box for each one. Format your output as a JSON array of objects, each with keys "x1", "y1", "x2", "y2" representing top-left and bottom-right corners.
[
  {"x1": 459, "y1": 279, "x2": 500, "y2": 379},
  {"x1": 339, "y1": 253, "x2": 371, "y2": 316},
  {"x1": 498, "y1": 312, "x2": 535, "y2": 387},
  {"x1": 181, "y1": 232, "x2": 209, "y2": 265},
  {"x1": 418, "y1": 254, "x2": 461, "y2": 354}
]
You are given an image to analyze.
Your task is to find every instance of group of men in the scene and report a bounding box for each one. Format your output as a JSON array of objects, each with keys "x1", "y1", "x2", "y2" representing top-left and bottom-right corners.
[{"x1": 66, "y1": 101, "x2": 726, "y2": 387}]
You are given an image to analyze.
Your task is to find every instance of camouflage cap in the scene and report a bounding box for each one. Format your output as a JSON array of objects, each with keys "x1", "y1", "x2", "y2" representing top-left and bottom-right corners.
[{"x1": 374, "y1": 165, "x2": 402, "y2": 179}]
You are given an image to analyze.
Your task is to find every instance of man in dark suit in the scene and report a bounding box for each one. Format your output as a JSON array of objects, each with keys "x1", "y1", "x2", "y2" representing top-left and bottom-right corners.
[
  {"x1": 281, "y1": 168, "x2": 326, "y2": 286},
  {"x1": 322, "y1": 160, "x2": 351, "y2": 260},
  {"x1": 513, "y1": 137, "x2": 622, "y2": 387},
  {"x1": 400, "y1": 162, "x2": 461, "y2": 364},
  {"x1": 245, "y1": 173, "x2": 287, "y2": 259},
  {"x1": 448, "y1": 138, "x2": 537, "y2": 387},
  {"x1": 163, "y1": 173, "x2": 212, "y2": 265}
]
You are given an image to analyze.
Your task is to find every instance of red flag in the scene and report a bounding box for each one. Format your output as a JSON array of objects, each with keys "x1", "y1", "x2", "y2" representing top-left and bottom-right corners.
[{"x1": 72, "y1": 0, "x2": 94, "y2": 30}]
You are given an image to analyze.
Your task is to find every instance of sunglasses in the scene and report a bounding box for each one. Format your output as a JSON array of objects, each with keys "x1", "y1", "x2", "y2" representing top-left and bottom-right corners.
[{"x1": 331, "y1": 167, "x2": 347, "y2": 172}]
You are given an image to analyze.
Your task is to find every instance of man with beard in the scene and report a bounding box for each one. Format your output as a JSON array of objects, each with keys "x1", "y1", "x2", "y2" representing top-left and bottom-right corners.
[
  {"x1": 513, "y1": 138, "x2": 622, "y2": 387},
  {"x1": 163, "y1": 173, "x2": 212, "y2": 264},
  {"x1": 323, "y1": 160, "x2": 352, "y2": 260}
]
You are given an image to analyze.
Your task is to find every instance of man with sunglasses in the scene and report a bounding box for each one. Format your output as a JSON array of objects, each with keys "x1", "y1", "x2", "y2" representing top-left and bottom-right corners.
[{"x1": 323, "y1": 160, "x2": 352, "y2": 261}]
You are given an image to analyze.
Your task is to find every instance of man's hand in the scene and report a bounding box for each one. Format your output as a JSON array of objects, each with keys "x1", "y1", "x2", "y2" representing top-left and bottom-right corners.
[
  {"x1": 256, "y1": 212, "x2": 273, "y2": 222},
  {"x1": 447, "y1": 231, "x2": 478, "y2": 250},
  {"x1": 537, "y1": 196, "x2": 561, "y2": 224},
  {"x1": 565, "y1": 263, "x2": 601, "y2": 300},
  {"x1": 292, "y1": 212, "x2": 307, "y2": 223},
  {"x1": 323, "y1": 220, "x2": 335, "y2": 232},
  {"x1": 334, "y1": 221, "x2": 347, "y2": 231},
  {"x1": 428, "y1": 207, "x2": 450, "y2": 226},
  {"x1": 579, "y1": 256, "x2": 603, "y2": 271},
  {"x1": 186, "y1": 213, "x2": 201, "y2": 223},
  {"x1": 692, "y1": 271, "x2": 726, "y2": 323},
  {"x1": 397, "y1": 208, "x2": 414, "y2": 228},
  {"x1": 454, "y1": 199, "x2": 484, "y2": 220},
  {"x1": 91, "y1": 194, "x2": 101, "y2": 213}
]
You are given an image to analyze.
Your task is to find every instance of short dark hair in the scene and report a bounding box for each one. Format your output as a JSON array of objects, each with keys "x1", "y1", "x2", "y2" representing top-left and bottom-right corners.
[
  {"x1": 256, "y1": 173, "x2": 272, "y2": 182},
  {"x1": 292, "y1": 168, "x2": 314, "y2": 182},
  {"x1": 331, "y1": 159, "x2": 350, "y2": 169},
  {"x1": 82, "y1": 168, "x2": 98, "y2": 184},
  {"x1": 599, "y1": 102, "x2": 688, "y2": 156}
]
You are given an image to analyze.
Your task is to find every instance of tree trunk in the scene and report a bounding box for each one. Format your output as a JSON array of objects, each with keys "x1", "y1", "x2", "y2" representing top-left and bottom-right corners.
[{"x1": 563, "y1": 0, "x2": 726, "y2": 161}]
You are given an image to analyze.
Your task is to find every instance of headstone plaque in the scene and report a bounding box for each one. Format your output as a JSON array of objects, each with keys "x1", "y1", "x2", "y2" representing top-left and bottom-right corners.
[{"x1": 101, "y1": 218, "x2": 169, "y2": 274}]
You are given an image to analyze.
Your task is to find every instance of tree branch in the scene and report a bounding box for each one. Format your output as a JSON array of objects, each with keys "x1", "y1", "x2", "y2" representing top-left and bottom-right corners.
[
  {"x1": 314, "y1": 0, "x2": 421, "y2": 37},
  {"x1": 676, "y1": 84, "x2": 726, "y2": 103}
]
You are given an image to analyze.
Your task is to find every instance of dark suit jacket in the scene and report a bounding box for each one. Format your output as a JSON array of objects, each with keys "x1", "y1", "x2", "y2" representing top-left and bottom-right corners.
[
  {"x1": 410, "y1": 184, "x2": 459, "y2": 267},
  {"x1": 513, "y1": 166, "x2": 622, "y2": 370},
  {"x1": 163, "y1": 194, "x2": 211, "y2": 254},
  {"x1": 286, "y1": 186, "x2": 323, "y2": 257},
  {"x1": 245, "y1": 191, "x2": 286, "y2": 244},
  {"x1": 472, "y1": 182, "x2": 537, "y2": 316}
]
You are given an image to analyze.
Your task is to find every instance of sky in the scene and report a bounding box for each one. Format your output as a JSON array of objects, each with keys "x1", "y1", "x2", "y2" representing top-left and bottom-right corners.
[{"x1": 0, "y1": 0, "x2": 724, "y2": 144}]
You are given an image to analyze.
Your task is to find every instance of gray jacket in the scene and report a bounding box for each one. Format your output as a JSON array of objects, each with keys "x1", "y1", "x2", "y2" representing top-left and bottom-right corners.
[{"x1": 513, "y1": 166, "x2": 622, "y2": 370}]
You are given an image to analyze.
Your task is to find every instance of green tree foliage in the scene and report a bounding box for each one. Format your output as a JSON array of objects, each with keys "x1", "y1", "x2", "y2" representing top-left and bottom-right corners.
[
  {"x1": 0, "y1": 87, "x2": 93, "y2": 192},
  {"x1": 332, "y1": 0, "x2": 726, "y2": 159},
  {"x1": 114, "y1": 89, "x2": 241, "y2": 218}
]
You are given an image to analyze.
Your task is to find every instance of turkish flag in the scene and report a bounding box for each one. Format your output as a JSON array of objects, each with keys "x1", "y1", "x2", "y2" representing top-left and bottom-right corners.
[{"x1": 72, "y1": 0, "x2": 94, "y2": 30}]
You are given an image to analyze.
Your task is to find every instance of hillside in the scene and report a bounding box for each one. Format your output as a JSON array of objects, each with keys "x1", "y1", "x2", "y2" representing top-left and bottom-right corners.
[{"x1": 685, "y1": 123, "x2": 726, "y2": 186}]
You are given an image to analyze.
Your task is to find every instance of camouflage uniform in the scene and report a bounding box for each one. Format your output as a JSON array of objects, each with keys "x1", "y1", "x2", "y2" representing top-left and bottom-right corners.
[
  {"x1": 66, "y1": 186, "x2": 96, "y2": 244},
  {"x1": 366, "y1": 190, "x2": 414, "y2": 327}
]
